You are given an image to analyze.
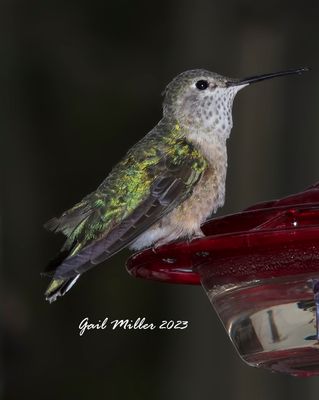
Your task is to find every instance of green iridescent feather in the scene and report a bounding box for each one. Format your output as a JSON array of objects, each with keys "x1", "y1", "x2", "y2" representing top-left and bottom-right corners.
[{"x1": 45, "y1": 119, "x2": 208, "y2": 297}]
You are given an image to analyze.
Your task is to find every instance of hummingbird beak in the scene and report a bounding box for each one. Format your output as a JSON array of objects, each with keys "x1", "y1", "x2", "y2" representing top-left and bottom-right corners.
[{"x1": 228, "y1": 67, "x2": 310, "y2": 87}]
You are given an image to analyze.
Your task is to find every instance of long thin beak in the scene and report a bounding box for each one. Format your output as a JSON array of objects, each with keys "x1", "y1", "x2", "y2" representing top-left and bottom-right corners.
[{"x1": 228, "y1": 67, "x2": 310, "y2": 87}]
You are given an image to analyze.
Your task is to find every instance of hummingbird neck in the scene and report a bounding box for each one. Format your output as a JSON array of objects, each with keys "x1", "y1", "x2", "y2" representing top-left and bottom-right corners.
[
  {"x1": 174, "y1": 105, "x2": 233, "y2": 162},
  {"x1": 186, "y1": 126, "x2": 228, "y2": 168},
  {"x1": 159, "y1": 113, "x2": 231, "y2": 165}
]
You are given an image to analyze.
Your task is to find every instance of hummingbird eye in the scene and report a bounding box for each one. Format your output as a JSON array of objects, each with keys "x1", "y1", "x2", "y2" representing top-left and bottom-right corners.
[{"x1": 195, "y1": 80, "x2": 209, "y2": 90}]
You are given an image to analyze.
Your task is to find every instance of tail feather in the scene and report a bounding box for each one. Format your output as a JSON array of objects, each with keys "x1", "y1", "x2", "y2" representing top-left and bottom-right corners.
[{"x1": 45, "y1": 275, "x2": 81, "y2": 303}]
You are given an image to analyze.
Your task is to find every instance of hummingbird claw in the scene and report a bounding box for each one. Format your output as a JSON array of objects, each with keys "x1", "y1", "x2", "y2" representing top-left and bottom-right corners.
[{"x1": 192, "y1": 228, "x2": 205, "y2": 239}]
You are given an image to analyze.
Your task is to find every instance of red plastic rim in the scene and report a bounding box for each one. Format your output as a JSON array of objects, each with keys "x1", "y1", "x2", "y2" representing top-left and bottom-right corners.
[{"x1": 126, "y1": 183, "x2": 319, "y2": 285}]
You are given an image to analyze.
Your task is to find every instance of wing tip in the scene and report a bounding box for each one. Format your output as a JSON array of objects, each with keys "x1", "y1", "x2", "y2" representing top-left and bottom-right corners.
[{"x1": 44, "y1": 217, "x2": 60, "y2": 232}]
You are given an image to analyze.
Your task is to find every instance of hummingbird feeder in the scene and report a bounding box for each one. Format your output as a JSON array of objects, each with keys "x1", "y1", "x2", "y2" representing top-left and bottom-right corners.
[{"x1": 127, "y1": 182, "x2": 319, "y2": 377}]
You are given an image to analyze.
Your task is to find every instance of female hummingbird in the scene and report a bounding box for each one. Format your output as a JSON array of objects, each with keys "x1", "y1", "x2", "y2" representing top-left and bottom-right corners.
[{"x1": 44, "y1": 67, "x2": 308, "y2": 302}]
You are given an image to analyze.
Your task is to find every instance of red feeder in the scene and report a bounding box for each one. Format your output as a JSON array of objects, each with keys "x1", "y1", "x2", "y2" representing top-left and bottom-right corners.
[{"x1": 127, "y1": 182, "x2": 319, "y2": 377}]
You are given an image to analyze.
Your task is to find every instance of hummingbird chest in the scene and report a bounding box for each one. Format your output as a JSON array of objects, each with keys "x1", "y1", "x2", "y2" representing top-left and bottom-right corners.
[
  {"x1": 167, "y1": 163, "x2": 226, "y2": 233},
  {"x1": 170, "y1": 132, "x2": 228, "y2": 229},
  {"x1": 131, "y1": 162, "x2": 227, "y2": 251}
]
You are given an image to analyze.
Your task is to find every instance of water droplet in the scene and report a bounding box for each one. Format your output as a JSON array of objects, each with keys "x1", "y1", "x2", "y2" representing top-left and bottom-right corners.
[{"x1": 162, "y1": 258, "x2": 176, "y2": 264}]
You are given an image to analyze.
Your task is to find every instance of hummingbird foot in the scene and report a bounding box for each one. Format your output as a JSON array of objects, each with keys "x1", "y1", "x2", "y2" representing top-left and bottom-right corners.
[
  {"x1": 191, "y1": 228, "x2": 205, "y2": 239},
  {"x1": 151, "y1": 228, "x2": 205, "y2": 253},
  {"x1": 151, "y1": 234, "x2": 185, "y2": 253},
  {"x1": 151, "y1": 238, "x2": 172, "y2": 253},
  {"x1": 185, "y1": 229, "x2": 205, "y2": 245}
]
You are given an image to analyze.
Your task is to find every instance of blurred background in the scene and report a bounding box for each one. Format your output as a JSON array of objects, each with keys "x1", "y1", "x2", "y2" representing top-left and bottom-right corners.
[{"x1": 1, "y1": 0, "x2": 319, "y2": 399}]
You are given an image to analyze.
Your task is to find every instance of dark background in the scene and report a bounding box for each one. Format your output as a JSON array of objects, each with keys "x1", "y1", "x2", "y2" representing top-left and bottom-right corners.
[{"x1": 2, "y1": 1, "x2": 319, "y2": 399}]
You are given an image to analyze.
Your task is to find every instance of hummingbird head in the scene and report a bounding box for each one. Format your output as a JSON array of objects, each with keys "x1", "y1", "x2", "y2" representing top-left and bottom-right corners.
[
  {"x1": 163, "y1": 69, "x2": 243, "y2": 139},
  {"x1": 163, "y1": 67, "x2": 309, "y2": 140}
]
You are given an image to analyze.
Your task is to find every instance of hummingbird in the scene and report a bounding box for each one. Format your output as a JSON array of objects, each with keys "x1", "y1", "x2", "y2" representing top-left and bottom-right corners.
[{"x1": 44, "y1": 67, "x2": 308, "y2": 302}]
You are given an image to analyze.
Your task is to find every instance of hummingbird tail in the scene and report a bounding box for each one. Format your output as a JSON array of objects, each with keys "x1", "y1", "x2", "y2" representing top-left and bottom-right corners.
[{"x1": 45, "y1": 275, "x2": 80, "y2": 303}]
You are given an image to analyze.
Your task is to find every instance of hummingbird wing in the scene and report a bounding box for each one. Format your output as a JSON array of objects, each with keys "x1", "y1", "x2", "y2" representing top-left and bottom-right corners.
[{"x1": 45, "y1": 125, "x2": 207, "y2": 279}]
